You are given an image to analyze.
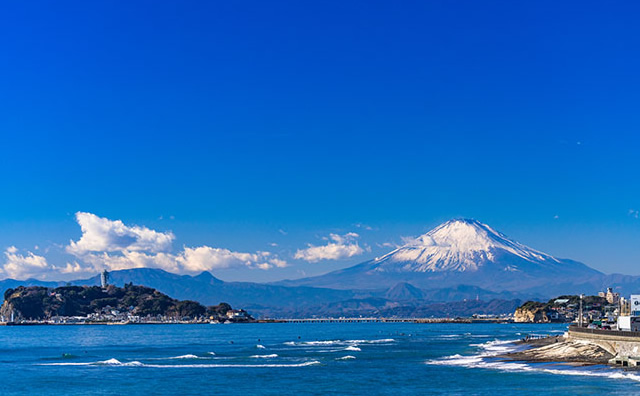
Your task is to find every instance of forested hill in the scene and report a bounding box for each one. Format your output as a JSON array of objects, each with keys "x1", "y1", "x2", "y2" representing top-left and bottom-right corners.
[{"x1": 0, "y1": 284, "x2": 239, "y2": 321}]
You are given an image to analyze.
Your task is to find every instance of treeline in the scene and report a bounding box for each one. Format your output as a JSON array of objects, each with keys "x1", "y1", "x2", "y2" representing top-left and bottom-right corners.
[{"x1": 518, "y1": 294, "x2": 608, "y2": 312}]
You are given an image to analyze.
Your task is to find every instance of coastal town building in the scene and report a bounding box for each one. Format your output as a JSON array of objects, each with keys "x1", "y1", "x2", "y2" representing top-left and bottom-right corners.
[
  {"x1": 598, "y1": 287, "x2": 620, "y2": 304},
  {"x1": 630, "y1": 295, "x2": 640, "y2": 316},
  {"x1": 226, "y1": 310, "x2": 251, "y2": 321}
]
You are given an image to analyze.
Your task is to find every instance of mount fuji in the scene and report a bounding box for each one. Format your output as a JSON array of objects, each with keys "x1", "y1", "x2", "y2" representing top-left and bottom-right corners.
[
  {"x1": 279, "y1": 219, "x2": 603, "y2": 293},
  {"x1": 1, "y1": 219, "x2": 630, "y2": 317}
]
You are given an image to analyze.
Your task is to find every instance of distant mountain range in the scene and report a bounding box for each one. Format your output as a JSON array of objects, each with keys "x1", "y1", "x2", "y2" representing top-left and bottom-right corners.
[
  {"x1": 2, "y1": 219, "x2": 639, "y2": 318},
  {"x1": 277, "y1": 219, "x2": 606, "y2": 295}
]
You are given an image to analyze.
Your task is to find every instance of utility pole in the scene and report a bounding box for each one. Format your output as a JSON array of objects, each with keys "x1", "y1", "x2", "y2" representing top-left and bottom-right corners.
[{"x1": 579, "y1": 294, "x2": 584, "y2": 327}]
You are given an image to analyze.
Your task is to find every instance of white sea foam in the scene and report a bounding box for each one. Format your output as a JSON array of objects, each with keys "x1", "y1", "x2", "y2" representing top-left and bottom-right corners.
[
  {"x1": 44, "y1": 359, "x2": 144, "y2": 367},
  {"x1": 337, "y1": 355, "x2": 356, "y2": 360},
  {"x1": 100, "y1": 358, "x2": 123, "y2": 365},
  {"x1": 146, "y1": 354, "x2": 216, "y2": 361},
  {"x1": 250, "y1": 354, "x2": 278, "y2": 359},
  {"x1": 142, "y1": 361, "x2": 322, "y2": 368},
  {"x1": 469, "y1": 339, "x2": 519, "y2": 356},
  {"x1": 344, "y1": 346, "x2": 361, "y2": 352},
  {"x1": 170, "y1": 354, "x2": 200, "y2": 359},
  {"x1": 437, "y1": 334, "x2": 489, "y2": 339},
  {"x1": 256, "y1": 344, "x2": 266, "y2": 349},
  {"x1": 285, "y1": 338, "x2": 394, "y2": 347},
  {"x1": 41, "y1": 360, "x2": 321, "y2": 368},
  {"x1": 428, "y1": 354, "x2": 640, "y2": 382},
  {"x1": 427, "y1": 338, "x2": 640, "y2": 383},
  {"x1": 285, "y1": 340, "x2": 343, "y2": 346},
  {"x1": 347, "y1": 339, "x2": 395, "y2": 344}
]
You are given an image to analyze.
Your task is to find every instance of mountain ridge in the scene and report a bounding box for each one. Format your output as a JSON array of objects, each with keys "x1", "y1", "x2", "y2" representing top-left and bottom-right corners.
[
  {"x1": 276, "y1": 219, "x2": 603, "y2": 290},
  {"x1": 0, "y1": 219, "x2": 637, "y2": 318}
]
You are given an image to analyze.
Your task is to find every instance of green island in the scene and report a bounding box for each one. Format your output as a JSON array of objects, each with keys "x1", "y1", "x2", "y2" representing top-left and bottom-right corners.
[{"x1": 0, "y1": 284, "x2": 253, "y2": 324}]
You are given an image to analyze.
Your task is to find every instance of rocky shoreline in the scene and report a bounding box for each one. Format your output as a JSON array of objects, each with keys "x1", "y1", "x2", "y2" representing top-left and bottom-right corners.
[{"x1": 499, "y1": 336, "x2": 614, "y2": 365}]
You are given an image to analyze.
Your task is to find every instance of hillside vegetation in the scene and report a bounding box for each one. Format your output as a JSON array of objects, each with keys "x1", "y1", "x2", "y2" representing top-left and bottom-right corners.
[{"x1": 1, "y1": 284, "x2": 236, "y2": 321}]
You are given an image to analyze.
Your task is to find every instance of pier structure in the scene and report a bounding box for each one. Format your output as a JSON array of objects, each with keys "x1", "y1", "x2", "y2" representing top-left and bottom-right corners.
[{"x1": 259, "y1": 317, "x2": 511, "y2": 324}]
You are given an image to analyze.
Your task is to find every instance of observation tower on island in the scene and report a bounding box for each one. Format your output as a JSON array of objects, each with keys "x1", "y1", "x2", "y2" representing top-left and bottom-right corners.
[{"x1": 100, "y1": 270, "x2": 110, "y2": 288}]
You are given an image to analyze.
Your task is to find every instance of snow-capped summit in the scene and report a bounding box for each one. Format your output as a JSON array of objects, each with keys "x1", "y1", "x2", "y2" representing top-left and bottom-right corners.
[
  {"x1": 372, "y1": 219, "x2": 557, "y2": 273},
  {"x1": 281, "y1": 218, "x2": 602, "y2": 292}
]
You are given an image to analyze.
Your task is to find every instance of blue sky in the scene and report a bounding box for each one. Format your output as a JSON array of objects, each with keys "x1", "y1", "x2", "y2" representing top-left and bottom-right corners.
[{"x1": 1, "y1": 1, "x2": 639, "y2": 281}]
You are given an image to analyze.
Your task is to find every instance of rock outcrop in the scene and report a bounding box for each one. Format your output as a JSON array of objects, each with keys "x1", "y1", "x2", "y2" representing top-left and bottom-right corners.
[
  {"x1": 514, "y1": 303, "x2": 549, "y2": 323},
  {"x1": 504, "y1": 339, "x2": 613, "y2": 364}
]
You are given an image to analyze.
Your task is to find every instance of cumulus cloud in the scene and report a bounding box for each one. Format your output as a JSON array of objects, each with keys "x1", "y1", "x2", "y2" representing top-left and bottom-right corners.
[
  {"x1": 294, "y1": 232, "x2": 367, "y2": 262},
  {"x1": 0, "y1": 212, "x2": 288, "y2": 280},
  {"x1": 62, "y1": 212, "x2": 288, "y2": 276},
  {"x1": 72, "y1": 247, "x2": 287, "y2": 274},
  {"x1": 177, "y1": 246, "x2": 287, "y2": 271},
  {"x1": 67, "y1": 212, "x2": 175, "y2": 255},
  {"x1": 2, "y1": 247, "x2": 52, "y2": 280}
]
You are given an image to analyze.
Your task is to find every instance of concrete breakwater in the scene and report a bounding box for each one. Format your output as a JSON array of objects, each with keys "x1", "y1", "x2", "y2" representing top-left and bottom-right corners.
[
  {"x1": 568, "y1": 325, "x2": 640, "y2": 358},
  {"x1": 501, "y1": 326, "x2": 640, "y2": 365}
]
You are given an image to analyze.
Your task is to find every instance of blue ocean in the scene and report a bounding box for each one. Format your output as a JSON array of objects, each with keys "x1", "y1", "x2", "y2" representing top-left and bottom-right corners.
[{"x1": 1, "y1": 323, "x2": 638, "y2": 395}]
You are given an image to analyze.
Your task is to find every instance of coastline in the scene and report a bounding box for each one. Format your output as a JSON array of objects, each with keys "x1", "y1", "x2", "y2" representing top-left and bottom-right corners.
[{"x1": 0, "y1": 317, "x2": 516, "y2": 326}]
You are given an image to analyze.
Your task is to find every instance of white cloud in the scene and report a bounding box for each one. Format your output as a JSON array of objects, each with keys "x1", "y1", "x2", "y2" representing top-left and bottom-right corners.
[
  {"x1": 377, "y1": 242, "x2": 397, "y2": 248},
  {"x1": 2, "y1": 247, "x2": 52, "y2": 280},
  {"x1": 67, "y1": 212, "x2": 175, "y2": 255},
  {"x1": 59, "y1": 262, "x2": 86, "y2": 274},
  {"x1": 353, "y1": 223, "x2": 375, "y2": 231},
  {"x1": 72, "y1": 247, "x2": 288, "y2": 274},
  {"x1": 400, "y1": 235, "x2": 416, "y2": 245},
  {"x1": 59, "y1": 212, "x2": 288, "y2": 276},
  {"x1": 629, "y1": 209, "x2": 639, "y2": 219},
  {"x1": 2, "y1": 247, "x2": 90, "y2": 280},
  {"x1": 2, "y1": 213, "x2": 288, "y2": 280},
  {"x1": 294, "y1": 232, "x2": 367, "y2": 262},
  {"x1": 177, "y1": 246, "x2": 287, "y2": 271}
]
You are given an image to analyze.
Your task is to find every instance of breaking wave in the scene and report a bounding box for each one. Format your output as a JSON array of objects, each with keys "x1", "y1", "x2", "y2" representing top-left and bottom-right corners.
[
  {"x1": 284, "y1": 338, "x2": 394, "y2": 347},
  {"x1": 43, "y1": 358, "x2": 143, "y2": 367},
  {"x1": 468, "y1": 339, "x2": 519, "y2": 356},
  {"x1": 41, "y1": 359, "x2": 320, "y2": 368},
  {"x1": 344, "y1": 346, "x2": 361, "y2": 352},
  {"x1": 427, "y1": 339, "x2": 640, "y2": 383}
]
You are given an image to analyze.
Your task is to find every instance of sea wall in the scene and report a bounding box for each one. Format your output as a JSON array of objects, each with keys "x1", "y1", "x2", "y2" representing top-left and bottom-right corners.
[{"x1": 568, "y1": 327, "x2": 640, "y2": 357}]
